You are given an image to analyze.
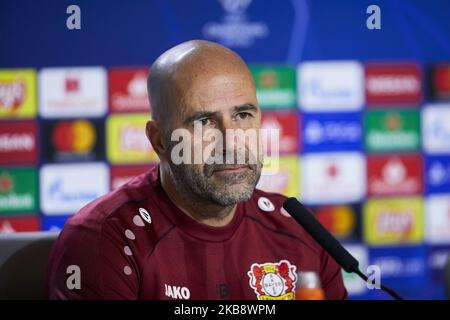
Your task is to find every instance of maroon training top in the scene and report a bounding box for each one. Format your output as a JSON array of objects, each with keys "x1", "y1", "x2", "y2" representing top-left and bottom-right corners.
[{"x1": 45, "y1": 165, "x2": 347, "y2": 300}]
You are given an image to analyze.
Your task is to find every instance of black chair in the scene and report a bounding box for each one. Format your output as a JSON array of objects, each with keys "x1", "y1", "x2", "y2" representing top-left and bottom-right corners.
[{"x1": 0, "y1": 232, "x2": 59, "y2": 300}]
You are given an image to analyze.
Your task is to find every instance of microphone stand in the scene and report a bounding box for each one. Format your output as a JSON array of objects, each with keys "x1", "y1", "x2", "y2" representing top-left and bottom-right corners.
[{"x1": 353, "y1": 269, "x2": 404, "y2": 300}]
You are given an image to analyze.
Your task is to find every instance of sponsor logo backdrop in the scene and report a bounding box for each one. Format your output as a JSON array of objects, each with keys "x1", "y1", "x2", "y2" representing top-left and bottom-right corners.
[{"x1": 2, "y1": 0, "x2": 450, "y2": 300}]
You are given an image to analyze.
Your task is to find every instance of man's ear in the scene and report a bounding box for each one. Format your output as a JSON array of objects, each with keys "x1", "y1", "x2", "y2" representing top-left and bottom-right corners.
[{"x1": 146, "y1": 120, "x2": 167, "y2": 160}]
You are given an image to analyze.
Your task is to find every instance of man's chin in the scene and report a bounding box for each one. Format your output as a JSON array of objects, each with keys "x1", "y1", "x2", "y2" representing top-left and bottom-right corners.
[
  {"x1": 210, "y1": 191, "x2": 253, "y2": 207},
  {"x1": 208, "y1": 182, "x2": 255, "y2": 203}
]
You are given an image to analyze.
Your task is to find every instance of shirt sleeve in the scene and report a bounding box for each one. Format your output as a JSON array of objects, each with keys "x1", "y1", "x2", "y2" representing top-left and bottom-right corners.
[
  {"x1": 319, "y1": 249, "x2": 348, "y2": 300},
  {"x1": 45, "y1": 215, "x2": 140, "y2": 300}
]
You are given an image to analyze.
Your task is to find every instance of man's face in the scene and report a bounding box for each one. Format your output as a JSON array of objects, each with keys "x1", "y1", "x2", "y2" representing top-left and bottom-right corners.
[{"x1": 166, "y1": 70, "x2": 263, "y2": 207}]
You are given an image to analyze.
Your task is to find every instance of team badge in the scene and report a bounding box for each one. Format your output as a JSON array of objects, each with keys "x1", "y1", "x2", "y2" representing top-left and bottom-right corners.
[{"x1": 247, "y1": 260, "x2": 297, "y2": 300}]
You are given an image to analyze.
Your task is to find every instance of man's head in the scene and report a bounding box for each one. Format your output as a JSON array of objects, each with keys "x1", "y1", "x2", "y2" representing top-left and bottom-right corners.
[{"x1": 146, "y1": 40, "x2": 262, "y2": 209}]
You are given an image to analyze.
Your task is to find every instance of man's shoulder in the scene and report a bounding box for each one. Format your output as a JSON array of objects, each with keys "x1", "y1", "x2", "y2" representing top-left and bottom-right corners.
[
  {"x1": 245, "y1": 189, "x2": 322, "y2": 253},
  {"x1": 251, "y1": 188, "x2": 288, "y2": 205},
  {"x1": 247, "y1": 188, "x2": 289, "y2": 219},
  {"x1": 62, "y1": 168, "x2": 173, "y2": 246}
]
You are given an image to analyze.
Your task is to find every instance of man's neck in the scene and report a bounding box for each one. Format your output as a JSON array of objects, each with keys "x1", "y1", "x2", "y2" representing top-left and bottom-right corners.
[{"x1": 159, "y1": 165, "x2": 237, "y2": 227}]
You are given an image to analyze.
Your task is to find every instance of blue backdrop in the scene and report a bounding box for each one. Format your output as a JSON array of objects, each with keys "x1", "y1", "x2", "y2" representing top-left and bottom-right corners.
[{"x1": 1, "y1": 0, "x2": 450, "y2": 300}]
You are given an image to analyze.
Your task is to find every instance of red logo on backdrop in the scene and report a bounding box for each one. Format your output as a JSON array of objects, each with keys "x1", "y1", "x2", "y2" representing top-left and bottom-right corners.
[
  {"x1": 431, "y1": 64, "x2": 450, "y2": 99},
  {"x1": 313, "y1": 205, "x2": 357, "y2": 239},
  {"x1": 367, "y1": 154, "x2": 423, "y2": 196},
  {"x1": 327, "y1": 163, "x2": 339, "y2": 179},
  {"x1": 110, "y1": 165, "x2": 154, "y2": 190},
  {"x1": 65, "y1": 76, "x2": 80, "y2": 93},
  {"x1": 365, "y1": 63, "x2": 422, "y2": 106},
  {"x1": 261, "y1": 111, "x2": 300, "y2": 154},
  {"x1": 109, "y1": 68, "x2": 150, "y2": 113},
  {"x1": 0, "y1": 216, "x2": 40, "y2": 233},
  {"x1": 0, "y1": 121, "x2": 37, "y2": 165}
]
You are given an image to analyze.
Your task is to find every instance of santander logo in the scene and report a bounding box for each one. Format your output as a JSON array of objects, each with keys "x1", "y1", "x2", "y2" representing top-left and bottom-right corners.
[
  {"x1": 127, "y1": 73, "x2": 147, "y2": 98},
  {"x1": 368, "y1": 155, "x2": 422, "y2": 196},
  {"x1": 382, "y1": 158, "x2": 406, "y2": 186},
  {"x1": 110, "y1": 71, "x2": 149, "y2": 111}
]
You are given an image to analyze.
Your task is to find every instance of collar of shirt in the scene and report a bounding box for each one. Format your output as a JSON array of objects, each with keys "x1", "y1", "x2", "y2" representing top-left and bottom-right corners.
[{"x1": 148, "y1": 164, "x2": 246, "y2": 242}]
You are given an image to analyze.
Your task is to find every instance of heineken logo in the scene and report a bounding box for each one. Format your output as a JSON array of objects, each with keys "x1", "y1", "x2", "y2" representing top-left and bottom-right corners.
[
  {"x1": 365, "y1": 110, "x2": 420, "y2": 152},
  {"x1": 0, "y1": 169, "x2": 37, "y2": 213}
]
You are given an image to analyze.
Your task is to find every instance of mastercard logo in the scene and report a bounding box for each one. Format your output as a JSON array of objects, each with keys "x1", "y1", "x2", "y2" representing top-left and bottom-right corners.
[
  {"x1": 52, "y1": 120, "x2": 96, "y2": 153},
  {"x1": 315, "y1": 206, "x2": 356, "y2": 238}
]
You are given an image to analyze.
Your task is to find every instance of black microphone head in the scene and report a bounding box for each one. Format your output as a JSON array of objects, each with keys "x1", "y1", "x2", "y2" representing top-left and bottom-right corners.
[{"x1": 283, "y1": 197, "x2": 359, "y2": 273}]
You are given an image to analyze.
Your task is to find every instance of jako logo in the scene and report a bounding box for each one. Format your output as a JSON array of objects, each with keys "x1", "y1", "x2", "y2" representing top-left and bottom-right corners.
[{"x1": 164, "y1": 284, "x2": 191, "y2": 300}]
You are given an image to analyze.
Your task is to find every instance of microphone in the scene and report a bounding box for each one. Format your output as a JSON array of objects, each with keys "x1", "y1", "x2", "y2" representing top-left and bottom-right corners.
[{"x1": 283, "y1": 197, "x2": 404, "y2": 300}]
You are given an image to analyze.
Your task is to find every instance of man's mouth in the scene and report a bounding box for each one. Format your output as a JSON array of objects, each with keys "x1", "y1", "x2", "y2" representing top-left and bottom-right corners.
[{"x1": 212, "y1": 165, "x2": 248, "y2": 174}]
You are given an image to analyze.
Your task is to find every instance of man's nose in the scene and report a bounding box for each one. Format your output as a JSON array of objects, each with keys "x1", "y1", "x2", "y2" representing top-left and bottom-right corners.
[{"x1": 219, "y1": 117, "x2": 240, "y2": 151}]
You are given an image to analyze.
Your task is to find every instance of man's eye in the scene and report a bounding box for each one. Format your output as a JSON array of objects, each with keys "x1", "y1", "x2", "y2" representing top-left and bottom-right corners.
[
  {"x1": 236, "y1": 112, "x2": 252, "y2": 120},
  {"x1": 198, "y1": 118, "x2": 211, "y2": 126}
]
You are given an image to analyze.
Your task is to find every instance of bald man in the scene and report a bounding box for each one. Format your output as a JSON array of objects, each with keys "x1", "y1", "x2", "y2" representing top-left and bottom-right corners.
[{"x1": 45, "y1": 40, "x2": 347, "y2": 300}]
